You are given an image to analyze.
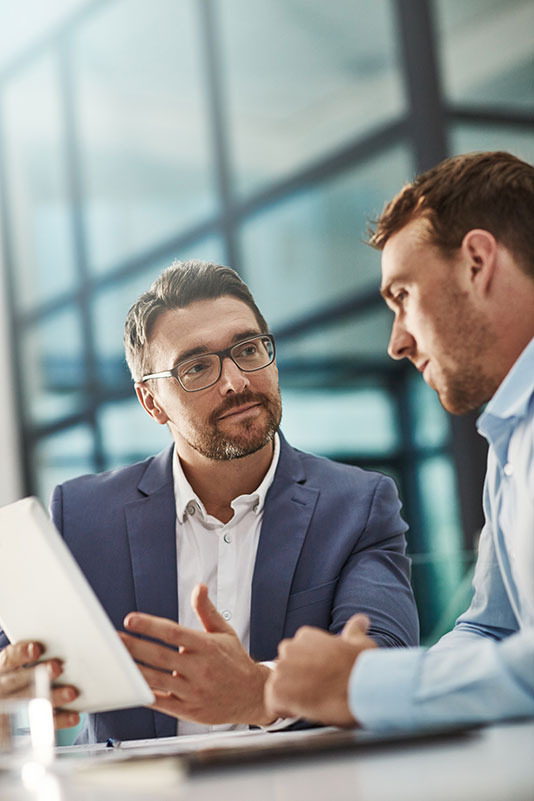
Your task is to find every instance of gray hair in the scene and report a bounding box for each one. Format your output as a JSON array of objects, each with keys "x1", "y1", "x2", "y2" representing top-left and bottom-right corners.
[{"x1": 124, "y1": 260, "x2": 269, "y2": 381}]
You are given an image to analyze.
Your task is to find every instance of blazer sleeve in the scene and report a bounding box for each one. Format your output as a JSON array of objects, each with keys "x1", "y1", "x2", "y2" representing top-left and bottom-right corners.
[{"x1": 329, "y1": 474, "x2": 419, "y2": 648}]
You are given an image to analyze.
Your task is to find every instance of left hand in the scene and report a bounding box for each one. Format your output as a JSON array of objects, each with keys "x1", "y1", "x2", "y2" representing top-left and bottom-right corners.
[
  {"x1": 265, "y1": 614, "x2": 378, "y2": 726},
  {"x1": 120, "y1": 584, "x2": 275, "y2": 726}
]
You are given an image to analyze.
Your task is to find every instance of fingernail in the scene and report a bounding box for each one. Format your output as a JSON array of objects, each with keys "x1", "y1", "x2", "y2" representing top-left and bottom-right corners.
[
  {"x1": 29, "y1": 643, "x2": 39, "y2": 659},
  {"x1": 62, "y1": 688, "x2": 77, "y2": 702}
]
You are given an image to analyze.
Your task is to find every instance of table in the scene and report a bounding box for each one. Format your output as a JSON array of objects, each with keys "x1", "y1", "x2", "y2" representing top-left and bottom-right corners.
[{"x1": 1, "y1": 720, "x2": 533, "y2": 801}]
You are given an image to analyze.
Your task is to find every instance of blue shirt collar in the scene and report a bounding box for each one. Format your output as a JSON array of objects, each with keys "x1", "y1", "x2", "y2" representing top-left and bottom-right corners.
[{"x1": 479, "y1": 338, "x2": 534, "y2": 426}]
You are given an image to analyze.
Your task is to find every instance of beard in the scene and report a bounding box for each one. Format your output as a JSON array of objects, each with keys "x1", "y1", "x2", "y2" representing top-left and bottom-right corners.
[
  {"x1": 186, "y1": 388, "x2": 283, "y2": 461},
  {"x1": 429, "y1": 289, "x2": 496, "y2": 415}
]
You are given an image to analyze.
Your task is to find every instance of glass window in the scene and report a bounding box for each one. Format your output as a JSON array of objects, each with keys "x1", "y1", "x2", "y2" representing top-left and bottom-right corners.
[
  {"x1": 20, "y1": 307, "x2": 85, "y2": 425},
  {"x1": 436, "y1": 0, "x2": 534, "y2": 110},
  {"x1": 241, "y1": 144, "x2": 413, "y2": 329},
  {"x1": 1, "y1": 55, "x2": 77, "y2": 311},
  {"x1": 219, "y1": 0, "x2": 406, "y2": 196},
  {"x1": 410, "y1": 373, "x2": 450, "y2": 450},
  {"x1": 280, "y1": 385, "x2": 399, "y2": 457},
  {"x1": 450, "y1": 125, "x2": 534, "y2": 165},
  {"x1": 34, "y1": 425, "x2": 95, "y2": 505},
  {"x1": 98, "y1": 397, "x2": 172, "y2": 470},
  {"x1": 72, "y1": 0, "x2": 217, "y2": 274},
  {"x1": 92, "y1": 236, "x2": 224, "y2": 387}
]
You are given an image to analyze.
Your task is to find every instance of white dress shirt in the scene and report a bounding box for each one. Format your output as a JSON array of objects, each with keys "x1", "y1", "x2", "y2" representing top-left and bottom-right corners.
[{"x1": 173, "y1": 434, "x2": 280, "y2": 735}]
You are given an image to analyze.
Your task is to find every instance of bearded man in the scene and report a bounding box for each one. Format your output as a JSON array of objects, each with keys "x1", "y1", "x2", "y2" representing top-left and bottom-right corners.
[{"x1": 0, "y1": 260, "x2": 418, "y2": 742}]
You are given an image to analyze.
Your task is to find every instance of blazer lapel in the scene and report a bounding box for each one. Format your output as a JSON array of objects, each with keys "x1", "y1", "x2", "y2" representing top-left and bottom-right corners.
[
  {"x1": 124, "y1": 446, "x2": 178, "y2": 739},
  {"x1": 250, "y1": 435, "x2": 319, "y2": 661}
]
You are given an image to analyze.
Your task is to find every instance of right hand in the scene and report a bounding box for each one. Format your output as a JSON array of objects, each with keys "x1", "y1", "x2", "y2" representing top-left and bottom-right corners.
[{"x1": 0, "y1": 641, "x2": 80, "y2": 730}]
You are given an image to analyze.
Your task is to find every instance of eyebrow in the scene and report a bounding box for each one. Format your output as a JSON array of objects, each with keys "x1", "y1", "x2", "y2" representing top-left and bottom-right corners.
[{"x1": 172, "y1": 329, "x2": 262, "y2": 366}]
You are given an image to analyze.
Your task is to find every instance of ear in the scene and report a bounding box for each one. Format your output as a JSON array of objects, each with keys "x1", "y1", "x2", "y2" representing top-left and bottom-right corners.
[
  {"x1": 134, "y1": 382, "x2": 169, "y2": 425},
  {"x1": 460, "y1": 229, "x2": 498, "y2": 297}
]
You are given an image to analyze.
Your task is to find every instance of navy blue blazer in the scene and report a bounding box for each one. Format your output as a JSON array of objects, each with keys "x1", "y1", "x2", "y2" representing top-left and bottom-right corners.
[{"x1": 2, "y1": 433, "x2": 418, "y2": 742}]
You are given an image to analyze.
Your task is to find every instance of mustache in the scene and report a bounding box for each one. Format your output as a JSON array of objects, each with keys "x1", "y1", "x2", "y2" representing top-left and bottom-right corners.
[{"x1": 210, "y1": 390, "x2": 268, "y2": 424}]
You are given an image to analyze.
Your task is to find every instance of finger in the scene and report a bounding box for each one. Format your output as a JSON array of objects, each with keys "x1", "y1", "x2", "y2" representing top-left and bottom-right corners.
[
  {"x1": 342, "y1": 614, "x2": 371, "y2": 641},
  {"x1": 123, "y1": 613, "x2": 202, "y2": 650},
  {"x1": 119, "y1": 631, "x2": 180, "y2": 672},
  {"x1": 54, "y1": 710, "x2": 80, "y2": 730},
  {"x1": 0, "y1": 669, "x2": 36, "y2": 697},
  {"x1": 0, "y1": 642, "x2": 43, "y2": 672},
  {"x1": 136, "y1": 663, "x2": 187, "y2": 696},
  {"x1": 149, "y1": 690, "x2": 186, "y2": 719},
  {"x1": 191, "y1": 584, "x2": 234, "y2": 635},
  {"x1": 51, "y1": 684, "x2": 79, "y2": 709}
]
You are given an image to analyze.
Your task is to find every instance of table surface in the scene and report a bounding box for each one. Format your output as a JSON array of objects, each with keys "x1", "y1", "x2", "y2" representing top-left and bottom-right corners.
[{"x1": 1, "y1": 720, "x2": 533, "y2": 801}]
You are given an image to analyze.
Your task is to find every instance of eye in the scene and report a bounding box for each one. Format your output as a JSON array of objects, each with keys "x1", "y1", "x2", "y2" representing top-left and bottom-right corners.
[
  {"x1": 181, "y1": 358, "x2": 210, "y2": 377},
  {"x1": 236, "y1": 342, "x2": 259, "y2": 358},
  {"x1": 394, "y1": 289, "x2": 408, "y2": 305}
]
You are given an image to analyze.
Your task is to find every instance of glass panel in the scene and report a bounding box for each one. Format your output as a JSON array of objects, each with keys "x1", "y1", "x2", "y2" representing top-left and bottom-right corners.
[
  {"x1": 92, "y1": 237, "x2": 224, "y2": 387},
  {"x1": 34, "y1": 425, "x2": 95, "y2": 505},
  {"x1": 410, "y1": 372, "x2": 450, "y2": 450},
  {"x1": 241, "y1": 144, "x2": 413, "y2": 329},
  {"x1": 20, "y1": 307, "x2": 85, "y2": 425},
  {"x1": 73, "y1": 0, "x2": 216, "y2": 274},
  {"x1": 98, "y1": 398, "x2": 173, "y2": 470},
  {"x1": 436, "y1": 0, "x2": 534, "y2": 110},
  {"x1": 219, "y1": 0, "x2": 406, "y2": 196},
  {"x1": 414, "y1": 454, "x2": 465, "y2": 637},
  {"x1": 1, "y1": 55, "x2": 77, "y2": 310},
  {"x1": 280, "y1": 386, "x2": 399, "y2": 456},
  {"x1": 450, "y1": 125, "x2": 534, "y2": 165},
  {"x1": 277, "y1": 304, "x2": 395, "y2": 369}
]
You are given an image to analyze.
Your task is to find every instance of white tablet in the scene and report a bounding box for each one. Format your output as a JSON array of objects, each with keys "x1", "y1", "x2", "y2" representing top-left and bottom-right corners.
[{"x1": 0, "y1": 496, "x2": 154, "y2": 714}]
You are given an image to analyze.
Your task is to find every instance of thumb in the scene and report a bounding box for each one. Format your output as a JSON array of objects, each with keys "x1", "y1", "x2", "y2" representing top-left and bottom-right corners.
[
  {"x1": 342, "y1": 613, "x2": 371, "y2": 642},
  {"x1": 191, "y1": 583, "x2": 234, "y2": 634}
]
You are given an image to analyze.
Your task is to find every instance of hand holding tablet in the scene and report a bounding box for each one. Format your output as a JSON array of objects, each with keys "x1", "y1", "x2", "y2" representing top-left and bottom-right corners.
[{"x1": 0, "y1": 497, "x2": 154, "y2": 715}]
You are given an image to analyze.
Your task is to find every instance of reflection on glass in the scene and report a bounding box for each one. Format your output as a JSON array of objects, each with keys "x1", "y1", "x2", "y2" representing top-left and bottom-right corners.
[
  {"x1": 98, "y1": 398, "x2": 172, "y2": 470},
  {"x1": 436, "y1": 0, "x2": 534, "y2": 109},
  {"x1": 73, "y1": 0, "x2": 216, "y2": 273},
  {"x1": 2, "y1": 55, "x2": 77, "y2": 310},
  {"x1": 34, "y1": 425, "x2": 94, "y2": 504},
  {"x1": 241, "y1": 144, "x2": 413, "y2": 328},
  {"x1": 92, "y1": 237, "x2": 224, "y2": 387},
  {"x1": 20, "y1": 308, "x2": 85, "y2": 425},
  {"x1": 280, "y1": 385, "x2": 398, "y2": 456},
  {"x1": 450, "y1": 125, "x2": 534, "y2": 165},
  {"x1": 219, "y1": 0, "x2": 405, "y2": 195}
]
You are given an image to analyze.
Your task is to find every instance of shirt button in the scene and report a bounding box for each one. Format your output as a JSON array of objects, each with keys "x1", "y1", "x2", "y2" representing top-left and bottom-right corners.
[
  {"x1": 187, "y1": 503, "x2": 196, "y2": 516},
  {"x1": 223, "y1": 533, "x2": 232, "y2": 544},
  {"x1": 222, "y1": 610, "x2": 232, "y2": 621},
  {"x1": 253, "y1": 502, "x2": 259, "y2": 512},
  {"x1": 504, "y1": 463, "x2": 513, "y2": 477}
]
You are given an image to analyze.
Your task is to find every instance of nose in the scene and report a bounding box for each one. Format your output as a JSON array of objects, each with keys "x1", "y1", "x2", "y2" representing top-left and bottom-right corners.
[
  {"x1": 218, "y1": 356, "x2": 250, "y2": 394},
  {"x1": 388, "y1": 318, "x2": 415, "y2": 361}
]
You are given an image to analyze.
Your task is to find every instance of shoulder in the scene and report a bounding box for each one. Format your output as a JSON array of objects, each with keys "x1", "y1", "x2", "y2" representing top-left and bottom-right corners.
[{"x1": 51, "y1": 447, "x2": 173, "y2": 506}]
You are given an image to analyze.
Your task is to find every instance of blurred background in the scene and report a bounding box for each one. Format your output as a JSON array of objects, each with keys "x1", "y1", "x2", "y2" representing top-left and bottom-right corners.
[{"x1": 0, "y1": 0, "x2": 533, "y2": 651}]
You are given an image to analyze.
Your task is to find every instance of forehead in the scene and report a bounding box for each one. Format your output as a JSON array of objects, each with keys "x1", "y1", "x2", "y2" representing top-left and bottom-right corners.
[
  {"x1": 149, "y1": 296, "x2": 261, "y2": 360},
  {"x1": 380, "y1": 217, "x2": 434, "y2": 292}
]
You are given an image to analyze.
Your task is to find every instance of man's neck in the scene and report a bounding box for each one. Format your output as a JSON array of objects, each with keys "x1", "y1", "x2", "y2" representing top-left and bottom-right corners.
[{"x1": 174, "y1": 439, "x2": 275, "y2": 524}]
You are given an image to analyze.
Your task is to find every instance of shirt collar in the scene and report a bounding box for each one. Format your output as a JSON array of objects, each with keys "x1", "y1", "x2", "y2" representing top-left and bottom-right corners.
[
  {"x1": 478, "y1": 337, "x2": 534, "y2": 436},
  {"x1": 173, "y1": 432, "x2": 280, "y2": 524}
]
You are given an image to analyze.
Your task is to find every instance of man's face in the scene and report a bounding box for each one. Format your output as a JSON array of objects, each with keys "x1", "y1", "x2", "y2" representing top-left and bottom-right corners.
[
  {"x1": 380, "y1": 217, "x2": 495, "y2": 414},
  {"x1": 138, "y1": 296, "x2": 282, "y2": 460}
]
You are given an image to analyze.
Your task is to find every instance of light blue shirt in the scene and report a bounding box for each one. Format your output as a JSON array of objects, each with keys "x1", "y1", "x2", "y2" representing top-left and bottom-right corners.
[{"x1": 349, "y1": 338, "x2": 534, "y2": 729}]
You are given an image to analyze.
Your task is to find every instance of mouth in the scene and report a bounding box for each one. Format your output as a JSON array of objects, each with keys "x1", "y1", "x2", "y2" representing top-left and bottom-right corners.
[
  {"x1": 416, "y1": 360, "x2": 429, "y2": 376},
  {"x1": 218, "y1": 402, "x2": 262, "y2": 421}
]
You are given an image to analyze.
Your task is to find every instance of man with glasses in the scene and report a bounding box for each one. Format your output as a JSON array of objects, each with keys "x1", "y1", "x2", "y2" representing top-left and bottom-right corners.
[{"x1": 35, "y1": 260, "x2": 418, "y2": 742}]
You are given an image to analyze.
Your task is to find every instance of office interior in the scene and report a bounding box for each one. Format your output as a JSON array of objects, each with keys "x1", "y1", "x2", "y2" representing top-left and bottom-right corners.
[{"x1": 0, "y1": 0, "x2": 532, "y2": 720}]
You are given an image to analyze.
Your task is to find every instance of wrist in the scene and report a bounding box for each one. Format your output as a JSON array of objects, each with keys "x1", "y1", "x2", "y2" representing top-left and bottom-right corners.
[{"x1": 245, "y1": 662, "x2": 277, "y2": 726}]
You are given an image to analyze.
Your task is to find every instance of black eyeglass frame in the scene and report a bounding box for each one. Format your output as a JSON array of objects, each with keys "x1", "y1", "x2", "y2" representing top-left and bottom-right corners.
[{"x1": 139, "y1": 333, "x2": 276, "y2": 392}]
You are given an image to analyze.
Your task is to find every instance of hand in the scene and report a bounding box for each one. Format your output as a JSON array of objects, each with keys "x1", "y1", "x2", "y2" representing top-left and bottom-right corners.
[
  {"x1": 265, "y1": 614, "x2": 377, "y2": 727},
  {"x1": 0, "y1": 642, "x2": 80, "y2": 730},
  {"x1": 120, "y1": 584, "x2": 275, "y2": 726}
]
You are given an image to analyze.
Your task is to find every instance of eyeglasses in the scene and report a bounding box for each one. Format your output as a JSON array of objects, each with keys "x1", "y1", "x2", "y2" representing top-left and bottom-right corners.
[{"x1": 140, "y1": 334, "x2": 276, "y2": 392}]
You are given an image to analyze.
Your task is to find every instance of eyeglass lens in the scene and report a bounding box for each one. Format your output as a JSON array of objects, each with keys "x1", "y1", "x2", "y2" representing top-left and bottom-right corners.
[{"x1": 178, "y1": 336, "x2": 274, "y2": 390}]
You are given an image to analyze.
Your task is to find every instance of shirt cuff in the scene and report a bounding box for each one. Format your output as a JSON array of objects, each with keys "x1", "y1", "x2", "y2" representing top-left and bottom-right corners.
[
  {"x1": 259, "y1": 661, "x2": 299, "y2": 731},
  {"x1": 348, "y1": 647, "x2": 426, "y2": 731}
]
